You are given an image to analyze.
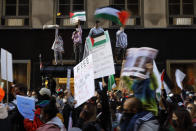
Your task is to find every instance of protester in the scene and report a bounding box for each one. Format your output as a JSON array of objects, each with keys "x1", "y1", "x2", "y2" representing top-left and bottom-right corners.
[
  {"x1": 36, "y1": 97, "x2": 66, "y2": 131},
  {"x1": 8, "y1": 83, "x2": 27, "y2": 131},
  {"x1": 77, "y1": 101, "x2": 102, "y2": 131},
  {"x1": 72, "y1": 21, "x2": 83, "y2": 64},
  {"x1": 169, "y1": 107, "x2": 194, "y2": 131},
  {"x1": 88, "y1": 20, "x2": 104, "y2": 37},
  {"x1": 115, "y1": 26, "x2": 127, "y2": 62},
  {"x1": 122, "y1": 62, "x2": 159, "y2": 116},
  {"x1": 187, "y1": 103, "x2": 196, "y2": 128},
  {"x1": 51, "y1": 25, "x2": 64, "y2": 65},
  {"x1": 119, "y1": 97, "x2": 159, "y2": 131}
]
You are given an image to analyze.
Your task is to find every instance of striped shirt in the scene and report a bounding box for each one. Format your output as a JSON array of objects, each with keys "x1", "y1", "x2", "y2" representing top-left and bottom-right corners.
[{"x1": 116, "y1": 30, "x2": 127, "y2": 48}]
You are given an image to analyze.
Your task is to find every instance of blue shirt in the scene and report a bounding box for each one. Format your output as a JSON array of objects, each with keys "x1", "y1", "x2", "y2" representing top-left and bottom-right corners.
[
  {"x1": 88, "y1": 27, "x2": 104, "y2": 37},
  {"x1": 116, "y1": 30, "x2": 127, "y2": 48}
]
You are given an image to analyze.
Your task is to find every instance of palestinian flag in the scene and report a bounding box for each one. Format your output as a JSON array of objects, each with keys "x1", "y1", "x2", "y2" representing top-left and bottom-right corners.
[
  {"x1": 90, "y1": 33, "x2": 106, "y2": 47},
  {"x1": 70, "y1": 11, "x2": 86, "y2": 23},
  {"x1": 94, "y1": 7, "x2": 130, "y2": 26},
  {"x1": 161, "y1": 69, "x2": 165, "y2": 82},
  {"x1": 108, "y1": 75, "x2": 116, "y2": 91}
]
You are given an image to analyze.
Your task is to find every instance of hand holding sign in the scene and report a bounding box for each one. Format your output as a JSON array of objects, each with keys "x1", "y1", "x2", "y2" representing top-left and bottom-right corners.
[{"x1": 175, "y1": 69, "x2": 186, "y2": 90}]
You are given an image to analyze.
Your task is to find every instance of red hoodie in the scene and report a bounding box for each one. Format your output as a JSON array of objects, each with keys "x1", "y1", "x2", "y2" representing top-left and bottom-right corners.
[{"x1": 24, "y1": 108, "x2": 44, "y2": 131}]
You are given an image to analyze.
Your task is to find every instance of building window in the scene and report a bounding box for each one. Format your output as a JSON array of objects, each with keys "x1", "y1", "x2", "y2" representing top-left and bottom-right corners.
[
  {"x1": 2, "y1": 0, "x2": 30, "y2": 26},
  {"x1": 110, "y1": 0, "x2": 141, "y2": 26},
  {"x1": 168, "y1": 0, "x2": 195, "y2": 25},
  {"x1": 56, "y1": 0, "x2": 85, "y2": 26},
  {"x1": 5, "y1": 0, "x2": 29, "y2": 16}
]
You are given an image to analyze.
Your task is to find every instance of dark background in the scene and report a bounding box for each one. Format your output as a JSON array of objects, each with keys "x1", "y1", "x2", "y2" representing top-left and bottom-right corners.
[{"x1": 0, "y1": 28, "x2": 195, "y2": 88}]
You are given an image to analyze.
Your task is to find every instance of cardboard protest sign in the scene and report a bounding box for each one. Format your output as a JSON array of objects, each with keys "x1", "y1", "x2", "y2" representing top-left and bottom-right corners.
[
  {"x1": 74, "y1": 54, "x2": 95, "y2": 108},
  {"x1": 86, "y1": 31, "x2": 115, "y2": 79},
  {"x1": 1, "y1": 48, "x2": 13, "y2": 82},
  {"x1": 175, "y1": 69, "x2": 186, "y2": 90},
  {"x1": 122, "y1": 47, "x2": 158, "y2": 79},
  {"x1": 16, "y1": 95, "x2": 35, "y2": 120}
]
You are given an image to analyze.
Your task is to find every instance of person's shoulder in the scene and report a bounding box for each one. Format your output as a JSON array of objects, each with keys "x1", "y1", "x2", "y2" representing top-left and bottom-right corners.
[
  {"x1": 139, "y1": 119, "x2": 159, "y2": 131},
  {"x1": 37, "y1": 123, "x2": 60, "y2": 131}
]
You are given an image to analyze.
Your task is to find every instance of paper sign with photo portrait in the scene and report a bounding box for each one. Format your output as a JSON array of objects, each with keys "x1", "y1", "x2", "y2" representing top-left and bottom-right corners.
[{"x1": 122, "y1": 47, "x2": 158, "y2": 79}]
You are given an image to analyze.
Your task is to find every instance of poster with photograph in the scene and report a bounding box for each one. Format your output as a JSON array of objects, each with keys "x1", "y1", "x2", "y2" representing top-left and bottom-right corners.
[{"x1": 122, "y1": 47, "x2": 158, "y2": 79}]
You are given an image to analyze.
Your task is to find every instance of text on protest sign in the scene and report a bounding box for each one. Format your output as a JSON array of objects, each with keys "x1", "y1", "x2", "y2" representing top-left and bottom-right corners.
[
  {"x1": 1, "y1": 48, "x2": 13, "y2": 82},
  {"x1": 86, "y1": 31, "x2": 115, "y2": 79},
  {"x1": 74, "y1": 54, "x2": 95, "y2": 108}
]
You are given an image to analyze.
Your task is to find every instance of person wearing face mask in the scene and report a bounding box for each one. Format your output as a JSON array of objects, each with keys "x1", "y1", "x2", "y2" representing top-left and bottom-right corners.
[
  {"x1": 37, "y1": 97, "x2": 66, "y2": 131},
  {"x1": 72, "y1": 21, "x2": 83, "y2": 64},
  {"x1": 119, "y1": 97, "x2": 159, "y2": 131},
  {"x1": 186, "y1": 103, "x2": 196, "y2": 128},
  {"x1": 168, "y1": 107, "x2": 194, "y2": 131}
]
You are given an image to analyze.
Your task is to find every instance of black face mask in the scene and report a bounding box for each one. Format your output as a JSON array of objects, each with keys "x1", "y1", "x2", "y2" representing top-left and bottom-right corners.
[
  {"x1": 120, "y1": 112, "x2": 135, "y2": 124},
  {"x1": 122, "y1": 112, "x2": 135, "y2": 120},
  {"x1": 172, "y1": 120, "x2": 178, "y2": 128}
]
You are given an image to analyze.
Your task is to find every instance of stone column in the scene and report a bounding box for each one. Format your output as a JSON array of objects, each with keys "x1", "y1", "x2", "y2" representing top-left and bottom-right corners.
[
  {"x1": 32, "y1": 0, "x2": 54, "y2": 28},
  {"x1": 86, "y1": 0, "x2": 109, "y2": 28},
  {"x1": 143, "y1": 0, "x2": 167, "y2": 28}
]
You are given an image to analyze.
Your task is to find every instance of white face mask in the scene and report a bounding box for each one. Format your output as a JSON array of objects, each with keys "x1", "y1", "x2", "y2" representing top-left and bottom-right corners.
[
  {"x1": 76, "y1": 28, "x2": 79, "y2": 31},
  {"x1": 63, "y1": 98, "x2": 67, "y2": 103}
]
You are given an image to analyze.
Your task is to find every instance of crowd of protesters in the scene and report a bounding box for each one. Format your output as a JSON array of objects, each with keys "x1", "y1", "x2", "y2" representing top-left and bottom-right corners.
[{"x1": 0, "y1": 62, "x2": 196, "y2": 131}]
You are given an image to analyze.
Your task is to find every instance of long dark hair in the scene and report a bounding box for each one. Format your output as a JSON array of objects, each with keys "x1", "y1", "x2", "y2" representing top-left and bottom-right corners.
[
  {"x1": 43, "y1": 97, "x2": 58, "y2": 122},
  {"x1": 173, "y1": 107, "x2": 194, "y2": 131}
]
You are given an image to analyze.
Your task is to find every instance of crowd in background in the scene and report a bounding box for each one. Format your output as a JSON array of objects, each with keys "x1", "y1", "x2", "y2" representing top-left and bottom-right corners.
[{"x1": 0, "y1": 62, "x2": 196, "y2": 131}]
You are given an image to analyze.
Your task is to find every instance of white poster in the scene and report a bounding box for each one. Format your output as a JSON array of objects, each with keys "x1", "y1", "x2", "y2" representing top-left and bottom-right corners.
[
  {"x1": 122, "y1": 47, "x2": 158, "y2": 79},
  {"x1": 74, "y1": 54, "x2": 95, "y2": 108},
  {"x1": 86, "y1": 31, "x2": 115, "y2": 79},
  {"x1": 175, "y1": 69, "x2": 186, "y2": 89},
  {"x1": 1, "y1": 48, "x2": 13, "y2": 82}
]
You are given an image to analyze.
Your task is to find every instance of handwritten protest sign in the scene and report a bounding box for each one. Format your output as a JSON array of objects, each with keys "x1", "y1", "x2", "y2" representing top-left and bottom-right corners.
[
  {"x1": 86, "y1": 31, "x2": 115, "y2": 79},
  {"x1": 16, "y1": 95, "x2": 35, "y2": 120},
  {"x1": 74, "y1": 54, "x2": 95, "y2": 108},
  {"x1": 1, "y1": 48, "x2": 13, "y2": 82},
  {"x1": 175, "y1": 69, "x2": 186, "y2": 89},
  {"x1": 122, "y1": 47, "x2": 158, "y2": 79}
]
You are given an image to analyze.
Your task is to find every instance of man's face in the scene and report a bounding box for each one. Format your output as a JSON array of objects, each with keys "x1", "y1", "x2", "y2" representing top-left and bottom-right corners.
[
  {"x1": 123, "y1": 100, "x2": 131, "y2": 113},
  {"x1": 13, "y1": 87, "x2": 20, "y2": 97},
  {"x1": 96, "y1": 23, "x2": 99, "y2": 28}
]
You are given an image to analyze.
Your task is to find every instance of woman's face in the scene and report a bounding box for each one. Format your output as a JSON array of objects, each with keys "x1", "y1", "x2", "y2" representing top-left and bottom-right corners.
[
  {"x1": 171, "y1": 113, "x2": 178, "y2": 128},
  {"x1": 187, "y1": 104, "x2": 195, "y2": 116}
]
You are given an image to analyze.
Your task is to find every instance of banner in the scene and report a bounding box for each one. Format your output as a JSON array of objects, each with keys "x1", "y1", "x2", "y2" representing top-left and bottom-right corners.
[
  {"x1": 16, "y1": 95, "x2": 35, "y2": 120},
  {"x1": 74, "y1": 54, "x2": 95, "y2": 108},
  {"x1": 122, "y1": 47, "x2": 158, "y2": 79},
  {"x1": 1, "y1": 48, "x2": 13, "y2": 82},
  {"x1": 86, "y1": 31, "x2": 115, "y2": 79}
]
